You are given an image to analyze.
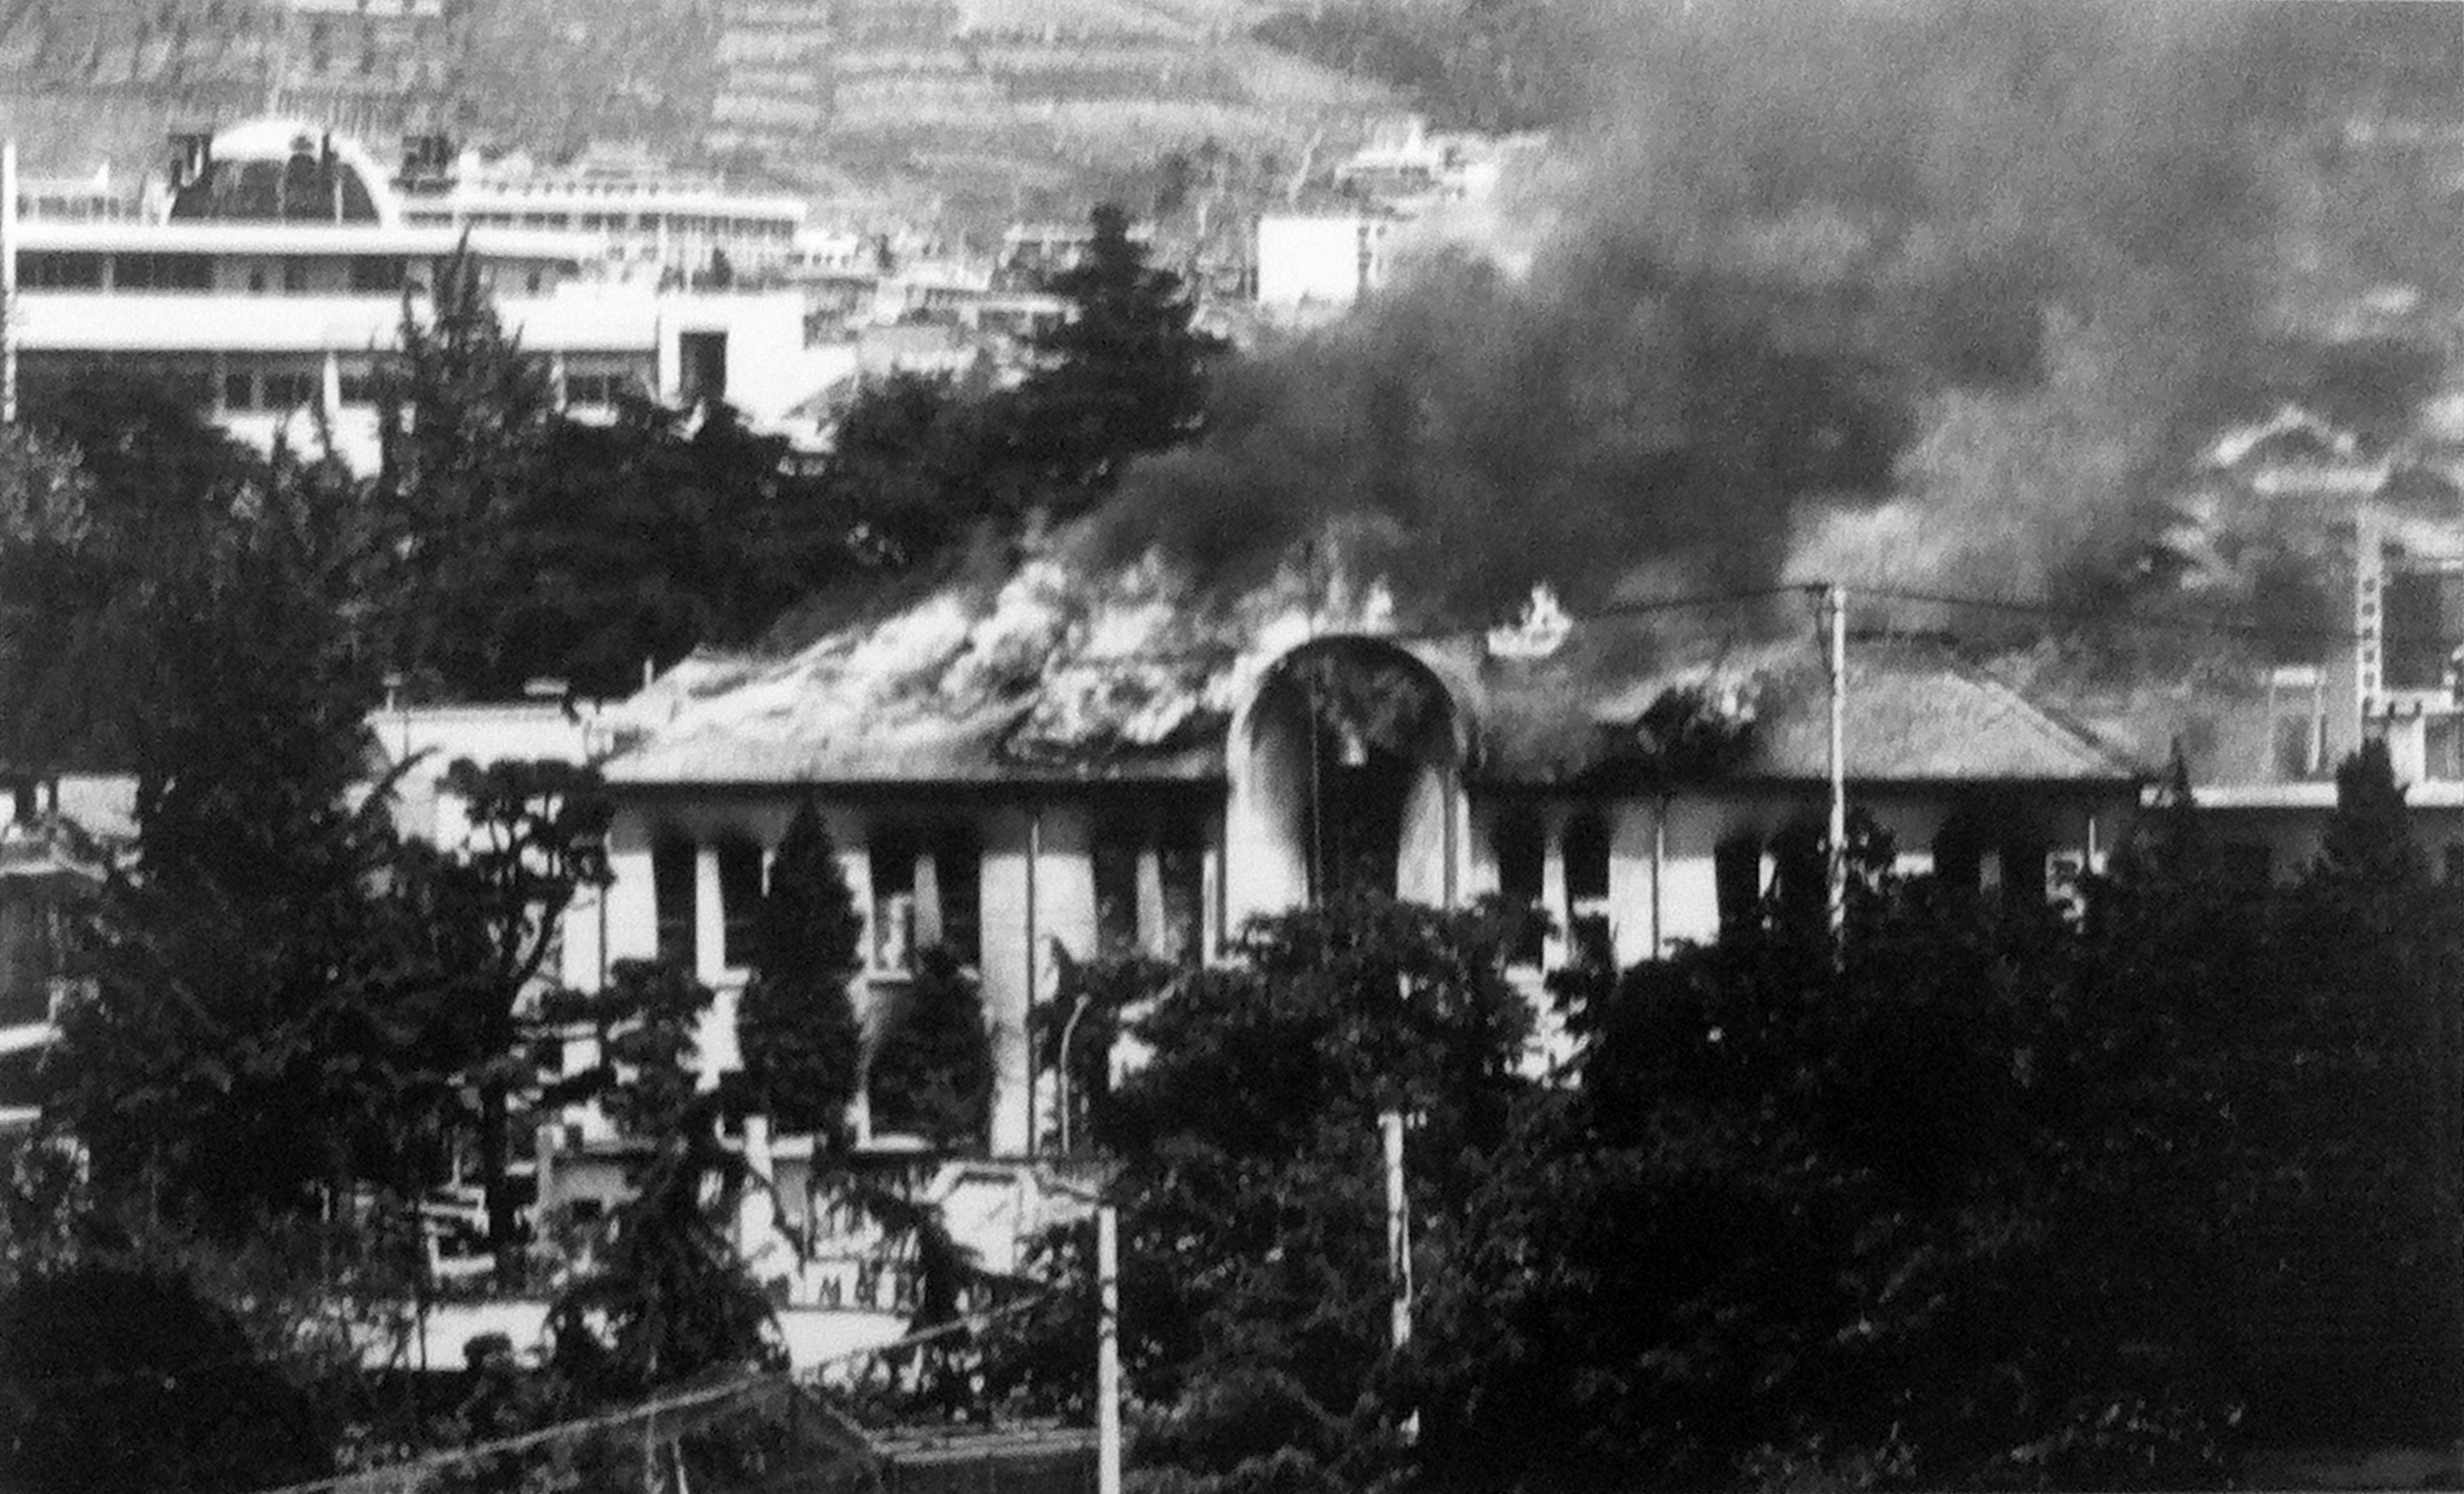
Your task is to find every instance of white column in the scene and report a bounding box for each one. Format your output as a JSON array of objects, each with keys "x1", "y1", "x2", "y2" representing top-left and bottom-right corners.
[{"x1": 694, "y1": 842, "x2": 724, "y2": 986}]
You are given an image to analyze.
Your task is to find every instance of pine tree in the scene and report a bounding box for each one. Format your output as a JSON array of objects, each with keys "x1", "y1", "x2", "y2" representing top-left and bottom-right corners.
[
  {"x1": 2316, "y1": 736, "x2": 2425, "y2": 890},
  {"x1": 376, "y1": 240, "x2": 556, "y2": 697},
  {"x1": 732, "y1": 802, "x2": 864, "y2": 1140},
  {"x1": 51, "y1": 456, "x2": 409, "y2": 1230},
  {"x1": 1006, "y1": 202, "x2": 1225, "y2": 512}
]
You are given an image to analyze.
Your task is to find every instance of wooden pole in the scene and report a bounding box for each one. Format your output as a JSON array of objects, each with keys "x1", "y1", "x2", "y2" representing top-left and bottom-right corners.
[{"x1": 1823, "y1": 584, "x2": 1848, "y2": 946}]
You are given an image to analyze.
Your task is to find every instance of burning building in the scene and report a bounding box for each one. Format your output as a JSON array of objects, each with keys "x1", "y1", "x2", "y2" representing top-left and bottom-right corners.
[{"x1": 552, "y1": 560, "x2": 2147, "y2": 1158}]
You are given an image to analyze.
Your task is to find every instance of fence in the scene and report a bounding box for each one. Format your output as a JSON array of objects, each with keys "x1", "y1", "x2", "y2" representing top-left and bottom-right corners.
[{"x1": 248, "y1": 1303, "x2": 1077, "y2": 1494}]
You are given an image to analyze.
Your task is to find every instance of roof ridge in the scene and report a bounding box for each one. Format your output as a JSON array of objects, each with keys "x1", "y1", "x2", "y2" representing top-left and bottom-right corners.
[{"x1": 1935, "y1": 648, "x2": 2152, "y2": 778}]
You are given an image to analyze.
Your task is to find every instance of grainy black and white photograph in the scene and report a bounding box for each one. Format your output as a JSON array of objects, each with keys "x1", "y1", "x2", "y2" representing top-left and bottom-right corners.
[{"x1": 8, "y1": 1, "x2": 2464, "y2": 1490}]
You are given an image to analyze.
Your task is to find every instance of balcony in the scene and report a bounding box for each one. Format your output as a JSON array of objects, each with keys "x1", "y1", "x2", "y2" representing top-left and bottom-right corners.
[{"x1": 15, "y1": 288, "x2": 662, "y2": 355}]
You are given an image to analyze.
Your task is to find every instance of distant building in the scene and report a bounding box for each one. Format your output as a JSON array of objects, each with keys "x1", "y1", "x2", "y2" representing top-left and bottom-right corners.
[
  {"x1": 2069, "y1": 488, "x2": 2464, "y2": 885},
  {"x1": 395, "y1": 139, "x2": 810, "y2": 281},
  {"x1": 1254, "y1": 210, "x2": 1398, "y2": 321},
  {"x1": 8, "y1": 118, "x2": 859, "y2": 465}
]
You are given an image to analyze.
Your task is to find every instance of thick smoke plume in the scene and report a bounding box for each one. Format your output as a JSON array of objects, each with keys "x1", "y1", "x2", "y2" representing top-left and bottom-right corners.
[{"x1": 1082, "y1": 0, "x2": 2453, "y2": 629}]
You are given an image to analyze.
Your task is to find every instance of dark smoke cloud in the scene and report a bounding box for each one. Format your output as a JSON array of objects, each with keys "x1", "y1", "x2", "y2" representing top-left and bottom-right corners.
[{"x1": 1080, "y1": 0, "x2": 2457, "y2": 626}]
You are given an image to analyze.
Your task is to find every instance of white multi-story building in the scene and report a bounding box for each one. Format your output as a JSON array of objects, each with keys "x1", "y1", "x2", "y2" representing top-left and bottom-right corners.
[
  {"x1": 1254, "y1": 210, "x2": 1400, "y2": 321},
  {"x1": 396, "y1": 139, "x2": 811, "y2": 282},
  {"x1": 6, "y1": 119, "x2": 857, "y2": 467}
]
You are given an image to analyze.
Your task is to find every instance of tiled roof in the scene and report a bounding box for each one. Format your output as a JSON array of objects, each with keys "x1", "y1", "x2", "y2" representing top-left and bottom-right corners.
[{"x1": 1460, "y1": 628, "x2": 2149, "y2": 786}]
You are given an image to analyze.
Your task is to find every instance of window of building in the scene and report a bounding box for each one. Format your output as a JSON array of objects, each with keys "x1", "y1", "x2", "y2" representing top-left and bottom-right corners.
[
  {"x1": 1932, "y1": 813, "x2": 1985, "y2": 894},
  {"x1": 869, "y1": 828, "x2": 918, "y2": 973},
  {"x1": 247, "y1": 266, "x2": 268, "y2": 293},
  {"x1": 2431, "y1": 717, "x2": 2464, "y2": 782},
  {"x1": 2273, "y1": 711, "x2": 2326, "y2": 780},
  {"x1": 1563, "y1": 811, "x2": 1613, "y2": 968},
  {"x1": 1159, "y1": 813, "x2": 1206, "y2": 964},
  {"x1": 930, "y1": 828, "x2": 981, "y2": 968},
  {"x1": 1495, "y1": 807, "x2": 1545, "y2": 965},
  {"x1": 337, "y1": 360, "x2": 389, "y2": 406},
  {"x1": 717, "y1": 836, "x2": 764, "y2": 969},
  {"x1": 113, "y1": 253, "x2": 212, "y2": 290},
  {"x1": 2384, "y1": 568, "x2": 2464, "y2": 692},
  {"x1": 1770, "y1": 820, "x2": 1826, "y2": 926},
  {"x1": 260, "y1": 370, "x2": 318, "y2": 409},
  {"x1": 20, "y1": 252, "x2": 102, "y2": 288},
  {"x1": 652, "y1": 834, "x2": 697, "y2": 970},
  {"x1": 680, "y1": 331, "x2": 728, "y2": 403},
  {"x1": 221, "y1": 372, "x2": 253, "y2": 411},
  {"x1": 565, "y1": 368, "x2": 643, "y2": 407},
  {"x1": 1092, "y1": 817, "x2": 1142, "y2": 960},
  {"x1": 1713, "y1": 835, "x2": 1763, "y2": 930},
  {"x1": 349, "y1": 256, "x2": 406, "y2": 293},
  {"x1": 281, "y1": 258, "x2": 310, "y2": 293},
  {"x1": 1999, "y1": 834, "x2": 2050, "y2": 909}
]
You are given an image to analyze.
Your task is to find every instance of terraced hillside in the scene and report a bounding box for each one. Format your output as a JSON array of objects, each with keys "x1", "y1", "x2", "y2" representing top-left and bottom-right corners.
[
  {"x1": 0, "y1": 0, "x2": 1395, "y2": 240},
  {"x1": 708, "y1": 0, "x2": 1397, "y2": 231}
]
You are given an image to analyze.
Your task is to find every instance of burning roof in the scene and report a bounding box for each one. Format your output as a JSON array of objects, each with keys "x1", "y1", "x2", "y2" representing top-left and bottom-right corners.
[{"x1": 603, "y1": 554, "x2": 2146, "y2": 793}]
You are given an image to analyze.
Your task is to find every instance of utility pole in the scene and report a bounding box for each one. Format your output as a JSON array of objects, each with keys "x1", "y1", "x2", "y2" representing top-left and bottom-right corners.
[
  {"x1": 4, "y1": 137, "x2": 20, "y2": 427},
  {"x1": 1382, "y1": 1109, "x2": 1410, "y2": 1349},
  {"x1": 1822, "y1": 583, "x2": 1848, "y2": 945},
  {"x1": 1383, "y1": 1109, "x2": 1418, "y2": 1446},
  {"x1": 1096, "y1": 1205, "x2": 1122, "y2": 1494}
]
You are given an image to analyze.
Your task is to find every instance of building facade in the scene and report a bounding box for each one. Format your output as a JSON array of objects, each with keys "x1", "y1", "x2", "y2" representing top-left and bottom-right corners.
[{"x1": 577, "y1": 601, "x2": 2149, "y2": 1158}]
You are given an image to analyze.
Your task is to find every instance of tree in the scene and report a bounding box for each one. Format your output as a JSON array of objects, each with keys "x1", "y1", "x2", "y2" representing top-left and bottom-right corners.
[
  {"x1": 868, "y1": 948, "x2": 993, "y2": 1151},
  {"x1": 0, "y1": 375, "x2": 256, "y2": 773},
  {"x1": 376, "y1": 239, "x2": 556, "y2": 696},
  {"x1": 505, "y1": 399, "x2": 852, "y2": 696},
  {"x1": 731, "y1": 801, "x2": 864, "y2": 1139},
  {"x1": 1413, "y1": 874, "x2": 2257, "y2": 1491},
  {"x1": 49, "y1": 455, "x2": 414, "y2": 1232},
  {"x1": 547, "y1": 1103, "x2": 784, "y2": 1405},
  {"x1": 1004, "y1": 202, "x2": 1225, "y2": 512},
  {"x1": 823, "y1": 369, "x2": 1015, "y2": 567},
  {"x1": 2251, "y1": 743, "x2": 2464, "y2": 1441},
  {"x1": 0, "y1": 1262, "x2": 329, "y2": 1494},
  {"x1": 547, "y1": 960, "x2": 781, "y2": 1403},
  {"x1": 988, "y1": 896, "x2": 1533, "y2": 1492},
  {"x1": 420, "y1": 758, "x2": 611, "y2": 1276}
]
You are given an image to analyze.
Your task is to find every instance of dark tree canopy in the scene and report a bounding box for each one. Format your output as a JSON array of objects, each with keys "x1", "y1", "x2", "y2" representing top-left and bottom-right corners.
[
  {"x1": 1006, "y1": 203, "x2": 1226, "y2": 511},
  {"x1": 376, "y1": 241, "x2": 558, "y2": 695},
  {"x1": 49, "y1": 458, "x2": 411, "y2": 1232},
  {"x1": 0, "y1": 1262, "x2": 329, "y2": 1494}
]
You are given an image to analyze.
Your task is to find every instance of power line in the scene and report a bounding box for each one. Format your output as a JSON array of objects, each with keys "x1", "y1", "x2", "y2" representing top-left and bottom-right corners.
[{"x1": 1817, "y1": 581, "x2": 2367, "y2": 647}]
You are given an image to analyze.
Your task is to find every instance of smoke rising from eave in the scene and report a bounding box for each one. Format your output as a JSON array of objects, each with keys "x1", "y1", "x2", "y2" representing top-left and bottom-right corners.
[{"x1": 1079, "y1": 0, "x2": 2450, "y2": 646}]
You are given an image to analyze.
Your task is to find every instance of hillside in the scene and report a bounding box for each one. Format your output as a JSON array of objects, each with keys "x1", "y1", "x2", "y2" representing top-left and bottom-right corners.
[{"x1": 0, "y1": 0, "x2": 1403, "y2": 242}]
